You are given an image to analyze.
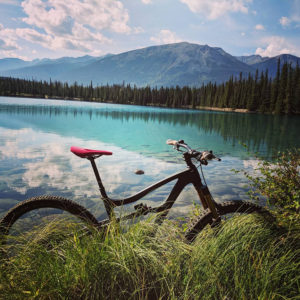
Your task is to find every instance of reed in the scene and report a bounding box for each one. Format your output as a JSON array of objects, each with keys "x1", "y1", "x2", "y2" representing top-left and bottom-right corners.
[{"x1": 0, "y1": 214, "x2": 299, "y2": 300}]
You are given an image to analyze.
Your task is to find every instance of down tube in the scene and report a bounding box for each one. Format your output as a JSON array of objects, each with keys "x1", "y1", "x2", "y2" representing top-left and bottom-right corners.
[
  {"x1": 110, "y1": 169, "x2": 191, "y2": 206},
  {"x1": 155, "y1": 177, "x2": 190, "y2": 224}
]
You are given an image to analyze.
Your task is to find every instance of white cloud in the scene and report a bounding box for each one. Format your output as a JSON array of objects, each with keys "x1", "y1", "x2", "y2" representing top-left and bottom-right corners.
[
  {"x1": 141, "y1": 0, "x2": 152, "y2": 4},
  {"x1": 180, "y1": 0, "x2": 252, "y2": 19},
  {"x1": 279, "y1": 1, "x2": 300, "y2": 28},
  {"x1": 21, "y1": 0, "x2": 131, "y2": 34},
  {"x1": 280, "y1": 16, "x2": 291, "y2": 27},
  {"x1": 13, "y1": 0, "x2": 136, "y2": 53},
  {"x1": 15, "y1": 28, "x2": 52, "y2": 46},
  {"x1": 0, "y1": 24, "x2": 21, "y2": 51},
  {"x1": 255, "y1": 36, "x2": 298, "y2": 57},
  {"x1": 0, "y1": 38, "x2": 19, "y2": 51},
  {"x1": 150, "y1": 29, "x2": 182, "y2": 44},
  {"x1": 132, "y1": 26, "x2": 144, "y2": 34},
  {"x1": 0, "y1": 50, "x2": 28, "y2": 60},
  {"x1": 255, "y1": 24, "x2": 265, "y2": 30},
  {"x1": 241, "y1": 32, "x2": 246, "y2": 36},
  {"x1": 15, "y1": 27, "x2": 98, "y2": 53}
]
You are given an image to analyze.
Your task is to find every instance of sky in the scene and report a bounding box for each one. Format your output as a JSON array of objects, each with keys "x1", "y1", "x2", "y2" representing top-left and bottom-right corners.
[{"x1": 0, "y1": 0, "x2": 299, "y2": 60}]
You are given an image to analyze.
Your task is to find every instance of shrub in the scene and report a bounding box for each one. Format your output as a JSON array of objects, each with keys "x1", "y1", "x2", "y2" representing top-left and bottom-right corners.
[{"x1": 243, "y1": 149, "x2": 300, "y2": 221}]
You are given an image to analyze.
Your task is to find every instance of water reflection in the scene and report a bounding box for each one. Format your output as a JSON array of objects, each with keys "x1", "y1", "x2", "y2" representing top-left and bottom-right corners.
[
  {"x1": 0, "y1": 97, "x2": 299, "y2": 219},
  {"x1": 0, "y1": 127, "x2": 253, "y2": 219},
  {"x1": 1, "y1": 98, "x2": 299, "y2": 160}
]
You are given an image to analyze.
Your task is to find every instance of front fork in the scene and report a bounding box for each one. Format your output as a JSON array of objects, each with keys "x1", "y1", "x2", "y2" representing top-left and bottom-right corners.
[
  {"x1": 194, "y1": 184, "x2": 220, "y2": 221},
  {"x1": 184, "y1": 154, "x2": 220, "y2": 222}
]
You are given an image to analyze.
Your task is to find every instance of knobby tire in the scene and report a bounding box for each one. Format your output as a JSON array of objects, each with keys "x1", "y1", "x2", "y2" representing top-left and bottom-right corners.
[
  {"x1": 0, "y1": 195, "x2": 100, "y2": 244},
  {"x1": 185, "y1": 200, "x2": 272, "y2": 242}
]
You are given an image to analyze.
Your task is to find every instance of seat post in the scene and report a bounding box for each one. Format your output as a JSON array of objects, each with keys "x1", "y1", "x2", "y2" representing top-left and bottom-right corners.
[{"x1": 88, "y1": 157, "x2": 114, "y2": 218}]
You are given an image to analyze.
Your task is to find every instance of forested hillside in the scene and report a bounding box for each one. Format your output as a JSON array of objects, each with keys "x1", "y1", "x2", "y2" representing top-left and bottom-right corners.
[{"x1": 1, "y1": 59, "x2": 299, "y2": 114}]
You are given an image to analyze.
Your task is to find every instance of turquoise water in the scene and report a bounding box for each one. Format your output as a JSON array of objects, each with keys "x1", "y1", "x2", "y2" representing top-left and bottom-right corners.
[{"x1": 0, "y1": 97, "x2": 299, "y2": 219}]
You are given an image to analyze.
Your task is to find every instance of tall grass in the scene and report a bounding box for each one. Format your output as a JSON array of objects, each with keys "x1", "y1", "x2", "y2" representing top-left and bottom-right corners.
[{"x1": 0, "y1": 214, "x2": 299, "y2": 299}]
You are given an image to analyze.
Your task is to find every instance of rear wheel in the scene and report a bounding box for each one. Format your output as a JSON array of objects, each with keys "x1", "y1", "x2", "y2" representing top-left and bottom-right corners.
[
  {"x1": 185, "y1": 200, "x2": 273, "y2": 242},
  {"x1": 0, "y1": 195, "x2": 100, "y2": 248}
]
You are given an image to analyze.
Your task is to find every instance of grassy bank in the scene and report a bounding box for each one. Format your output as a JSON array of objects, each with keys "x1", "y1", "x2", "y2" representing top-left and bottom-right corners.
[{"x1": 0, "y1": 214, "x2": 299, "y2": 300}]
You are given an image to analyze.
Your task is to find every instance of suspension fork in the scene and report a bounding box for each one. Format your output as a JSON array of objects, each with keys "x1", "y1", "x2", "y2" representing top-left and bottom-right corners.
[
  {"x1": 183, "y1": 154, "x2": 219, "y2": 219},
  {"x1": 191, "y1": 168, "x2": 220, "y2": 220}
]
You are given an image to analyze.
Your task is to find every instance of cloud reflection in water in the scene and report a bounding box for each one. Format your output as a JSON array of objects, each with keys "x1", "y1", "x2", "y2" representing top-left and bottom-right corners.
[{"x1": 0, "y1": 126, "x2": 255, "y2": 220}]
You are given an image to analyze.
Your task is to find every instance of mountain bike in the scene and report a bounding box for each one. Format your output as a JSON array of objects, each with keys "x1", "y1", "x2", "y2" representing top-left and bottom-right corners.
[{"x1": 0, "y1": 139, "x2": 270, "y2": 244}]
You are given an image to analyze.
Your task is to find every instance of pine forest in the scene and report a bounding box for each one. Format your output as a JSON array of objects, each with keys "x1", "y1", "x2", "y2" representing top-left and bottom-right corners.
[{"x1": 1, "y1": 60, "x2": 300, "y2": 114}]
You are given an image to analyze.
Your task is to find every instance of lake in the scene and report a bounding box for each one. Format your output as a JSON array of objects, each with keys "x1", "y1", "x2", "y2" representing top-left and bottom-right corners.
[{"x1": 0, "y1": 96, "x2": 299, "y2": 220}]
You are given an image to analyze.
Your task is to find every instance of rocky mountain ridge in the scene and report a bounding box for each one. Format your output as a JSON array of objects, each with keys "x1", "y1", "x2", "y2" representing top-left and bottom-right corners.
[{"x1": 1, "y1": 42, "x2": 299, "y2": 87}]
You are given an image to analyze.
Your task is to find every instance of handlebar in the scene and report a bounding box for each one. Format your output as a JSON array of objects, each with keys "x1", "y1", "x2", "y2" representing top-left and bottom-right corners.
[
  {"x1": 166, "y1": 139, "x2": 193, "y2": 152},
  {"x1": 166, "y1": 139, "x2": 178, "y2": 146},
  {"x1": 166, "y1": 139, "x2": 221, "y2": 164}
]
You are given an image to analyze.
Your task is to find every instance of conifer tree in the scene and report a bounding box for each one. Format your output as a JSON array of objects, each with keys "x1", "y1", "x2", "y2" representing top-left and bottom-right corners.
[
  {"x1": 271, "y1": 58, "x2": 281, "y2": 112},
  {"x1": 284, "y1": 64, "x2": 293, "y2": 114},
  {"x1": 248, "y1": 70, "x2": 259, "y2": 111},
  {"x1": 275, "y1": 62, "x2": 288, "y2": 114}
]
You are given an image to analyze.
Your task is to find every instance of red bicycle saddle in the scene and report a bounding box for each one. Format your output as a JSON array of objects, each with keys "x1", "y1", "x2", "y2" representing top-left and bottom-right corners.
[{"x1": 70, "y1": 146, "x2": 113, "y2": 158}]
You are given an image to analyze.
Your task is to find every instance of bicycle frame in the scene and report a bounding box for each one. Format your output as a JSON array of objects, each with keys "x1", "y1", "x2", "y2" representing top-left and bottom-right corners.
[
  {"x1": 0, "y1": 143, "x2": 267, "y2": 248},
  {"x1": 88, "y1": 156, "x2": 220, "y2": 226}
]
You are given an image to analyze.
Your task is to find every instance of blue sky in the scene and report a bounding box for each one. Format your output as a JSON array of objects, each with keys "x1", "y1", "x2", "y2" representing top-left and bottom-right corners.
[{"x1": 0, "y1": 0, "x2": 299, "y2": 60}]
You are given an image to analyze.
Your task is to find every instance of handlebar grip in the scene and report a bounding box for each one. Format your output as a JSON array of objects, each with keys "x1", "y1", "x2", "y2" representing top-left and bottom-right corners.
[{"x1": 166, "y1": 139, "x2": 178, "y2": 146}]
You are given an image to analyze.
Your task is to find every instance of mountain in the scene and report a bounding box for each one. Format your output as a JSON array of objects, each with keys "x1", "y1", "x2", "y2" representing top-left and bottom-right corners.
[
  {"x1": 235, "y1": 55, "x2": 269, "y2": 65},
  {"x1": 1, "y1": 43, "x2": 299, "y2": 87},
  {"x1": 33, "y1": 55, "x2": 95, "y2": 65},
  {"x1": 0, "y1": 56, "x2": 98, "y2": 72},
  {"x1": 252, "y1": 54, "x2": 300, "y2": 77},
  {"x1": 0, "y1": 58, "x2": 33, "y2": 72},
  {"x1": 67, "y1": 43, "x2": 254, "y2": 86},
  {"x1": 0, "y1": 55, "x2": 102, "y2": 82},
  {"x1": 1, "y1": 43, "x2": 253, "y2": 87},
  {"x1": 236, "y1": 53, "x2": 300, "y2": 78}
]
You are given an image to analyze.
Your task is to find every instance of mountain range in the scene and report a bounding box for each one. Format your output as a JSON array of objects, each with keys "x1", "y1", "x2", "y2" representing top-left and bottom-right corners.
[{"x1": 1, "y1": 42, "x2": 299, "y2": 87}]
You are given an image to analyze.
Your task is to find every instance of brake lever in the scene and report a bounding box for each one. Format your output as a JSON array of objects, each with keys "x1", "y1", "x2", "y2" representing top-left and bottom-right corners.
[
  {"x1": 200, "y1": 159, "x2": 208, "y2": 165},
  {"x1": 200, "y1": 151, "x2": 221, "y2": 163}
]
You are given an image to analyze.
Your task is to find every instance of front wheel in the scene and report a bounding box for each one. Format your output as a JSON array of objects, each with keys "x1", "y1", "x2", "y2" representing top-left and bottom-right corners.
[
  {"x1": 185, "y1": 200, "x2": 273, "y2": 242},
  {"x1": 0, "y1": 195, "x2": 100, "y2": 246}
]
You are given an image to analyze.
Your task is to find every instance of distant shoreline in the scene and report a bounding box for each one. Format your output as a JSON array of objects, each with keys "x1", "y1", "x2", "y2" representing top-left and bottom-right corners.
[
  {"x1": 176, "y1": 105, "x2": 252, "y2": 114},
  {"x1": 2, "y1": 94, "x2": 257, "y2": 114},
  {"x1": 1, "y1": 94, "x2": 295, "y2": 115}
]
